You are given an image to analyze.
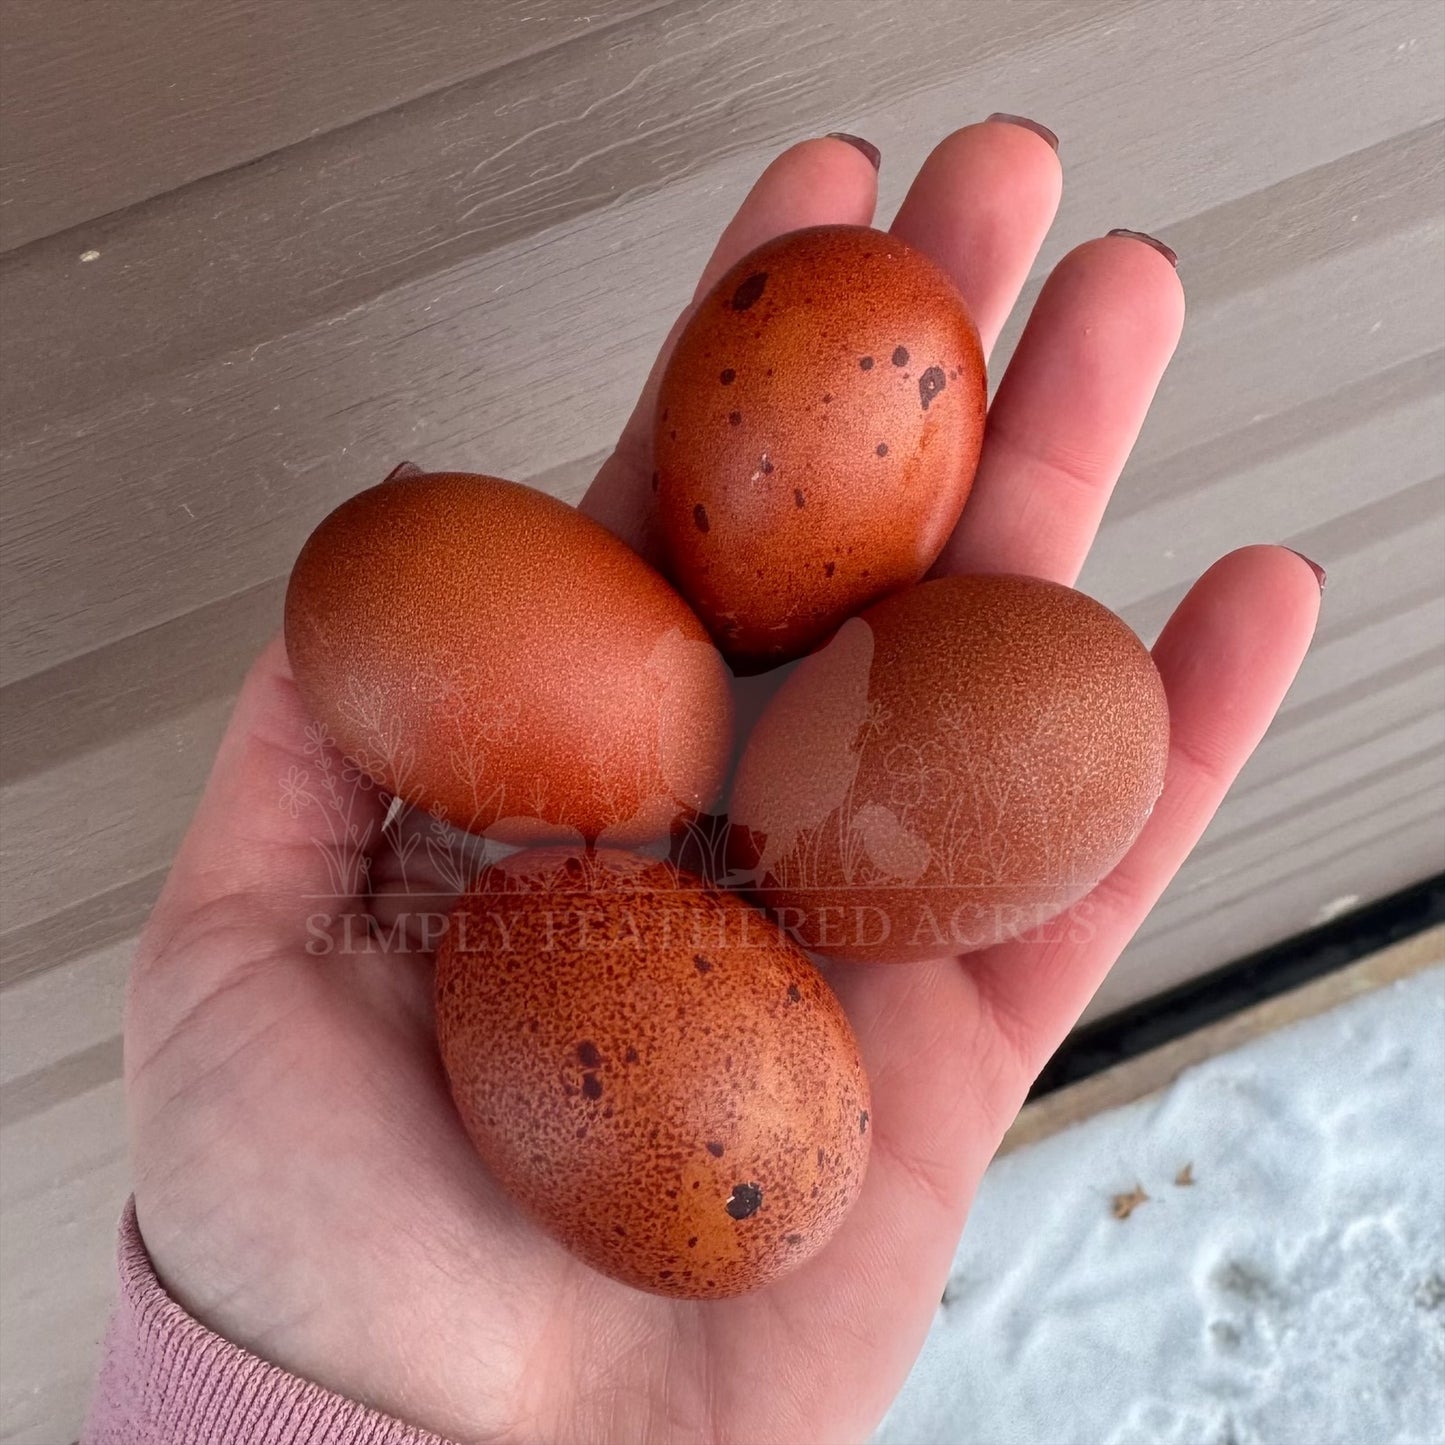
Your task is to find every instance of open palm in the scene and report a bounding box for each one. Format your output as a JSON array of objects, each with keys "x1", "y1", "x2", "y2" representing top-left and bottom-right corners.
[{"x1": 125, "y1": 124, "x2": 1320, "y2": 1444}]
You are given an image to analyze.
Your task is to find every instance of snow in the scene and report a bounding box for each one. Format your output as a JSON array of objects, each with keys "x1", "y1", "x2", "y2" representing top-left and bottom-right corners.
[{"x1": 877, "y1": 965, "x2": 1445, "y2": 1445}]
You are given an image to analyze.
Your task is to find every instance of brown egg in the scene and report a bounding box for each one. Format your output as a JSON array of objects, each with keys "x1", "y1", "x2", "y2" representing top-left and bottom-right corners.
[
  {"x1": 434, "y1": 847, "x2": 871, "y2": 1298},
  {"x1": 656, "y1": 225, "x2": 986, "y2": 669},
  {"x1": 728, "y1": 576, "x2": 1170, "y2": 962},
  {"x1": 285, "y1": 470, "x2": 732, "y2": 844}
]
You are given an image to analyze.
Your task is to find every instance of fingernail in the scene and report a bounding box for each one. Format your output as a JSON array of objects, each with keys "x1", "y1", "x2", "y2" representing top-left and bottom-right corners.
[
  {"x1": 383, "y1": 461, "x2": 423, "y2": 483},
  {"x1": 826, "y1": 133, "x2": 881, "y2": 170},
  {"x1": 1108, "y1": 228, "x2": 1178, "y2": 267},
  {"x1": 986, "y1": 113, "x2": 1059, "y2": 151},
  {"x1": 1284, "y1": 547, "x2": 1327, "y2": 592}
]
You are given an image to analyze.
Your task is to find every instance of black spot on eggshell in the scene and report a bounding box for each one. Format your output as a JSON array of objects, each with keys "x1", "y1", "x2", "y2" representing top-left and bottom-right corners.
[
  {"x1": 577, "y1": 1041, "x2": 602, "y2": 1068},
  {"x1": 720, "y1": 368, "x2": 736, "y2": 385},
  {"x1": 892, "y1": 345, "x2": 910, "y2": 367},
  {"x1": 582, "y1": 1072, "x2": 603, "y2": 1100},
  {"x1": 919, "y1": 365, "x2": 946, "y2": 410},
  {"x1": 786, "y1": 1233, "x2": 804, "y2": 1245},
  {"x1": 726, "y1": 1183, "x2": 763, "y2": 1220},
  {"x1": 787, "y1": 984, "x2": 802, "y2": 1003},
  {"x1": 731, "y1": 272, "x2": 768, "y2": 311},
  {"x1": 729, "y1": 410, "x2": 742, "y2": 426},
  {"x1": 859, "y1": 1110, "x2": 870, "y2": 1134},
  {"x1": 707, "y1": 1141, "x2": 725, "y2": 1157},
  {"x1": 693, "y1": 504, "x2": 710, "y2": 533},
  {"x1": 654, "y1": 226, "x2": 985, "y2": 675},
  {"x1": 760, "y1": 456, "x2": 775, "y2": 475},
  {"x1": 794, "y1": 489, "x2": 806, "y2": 509},
  {"x1": 876, "y1": 442, "x2": 889, "y2": 457},
  {"x1": 824, "y1": 561, "x2": 836, "y2": 578},
  {"x1": 694, "y1": 953, "x2": 713, "y2": 974}
]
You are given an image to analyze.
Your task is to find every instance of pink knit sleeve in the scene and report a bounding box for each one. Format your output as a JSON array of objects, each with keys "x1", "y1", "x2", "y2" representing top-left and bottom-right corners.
[{"x1": 83, "y1": 1200, "x2": 452, "y2": 1445}]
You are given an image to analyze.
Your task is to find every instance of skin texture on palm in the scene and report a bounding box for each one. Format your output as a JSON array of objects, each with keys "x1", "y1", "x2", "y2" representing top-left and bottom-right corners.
[{"x1": 125, "y1": 125, "x2": 1321, "y2": 1444}]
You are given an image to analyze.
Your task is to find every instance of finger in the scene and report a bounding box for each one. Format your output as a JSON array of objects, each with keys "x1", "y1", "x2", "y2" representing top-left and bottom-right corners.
[
  {"x1": 962, "y1": 545, "x2": 1323, "y2": 1102},
  {"x1": 131, "y1": 638, "x2": 389, "y2": 1034},
  {"x1": 934, "y1": 232, "x2": 1185, "y2": 583},
  {"x1": 580, "y1": 135, "x2": 880, "y2": 558},
  {"x1": 889, "y1": 117, "x2": 1063, "y2": 357},
  {"x1": 149, "y1": 638, "x2": 386, "y2": 928}
]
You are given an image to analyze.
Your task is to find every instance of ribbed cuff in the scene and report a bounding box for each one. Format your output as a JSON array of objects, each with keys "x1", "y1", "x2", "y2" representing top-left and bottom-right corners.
[{"x1": 82, "y1": 1199, "x2": 452, "y2": 1445}]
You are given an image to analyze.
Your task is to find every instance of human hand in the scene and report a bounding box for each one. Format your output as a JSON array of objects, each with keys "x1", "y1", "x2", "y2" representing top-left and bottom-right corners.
[{"x1": 125, "y1": 123, "x2": 1321, "y2": 1444}]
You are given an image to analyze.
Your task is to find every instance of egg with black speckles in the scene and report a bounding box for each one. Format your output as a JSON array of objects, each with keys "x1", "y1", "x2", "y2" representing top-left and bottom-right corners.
[
  {"x1": 285, "y1": 469, "x2": 732, "y2": 844},
  {"x1": 728, "y1": 576, "x2": 1170, "y2": 962},
  {"x1": 656, "y1": 225, "x2": 986, "y2": 669},
  {"x1": 434, "y1": 847, "x2": 871, "y2": 1298}
]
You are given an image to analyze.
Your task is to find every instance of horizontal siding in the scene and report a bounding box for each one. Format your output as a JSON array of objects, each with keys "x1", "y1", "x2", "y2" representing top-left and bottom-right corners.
[
  {"x1": 0, "y1": 0, "x2": 1139, "y2": 437},
  {"x1": 1, "y1": 1, "x2": 1442, "y2": 1439},
  {"x1": 0, "y1": 0, "x2": 674, "y2": 251},
  {"x1": 4, "y1": 3, "x2": 1442, "y2": 680}
]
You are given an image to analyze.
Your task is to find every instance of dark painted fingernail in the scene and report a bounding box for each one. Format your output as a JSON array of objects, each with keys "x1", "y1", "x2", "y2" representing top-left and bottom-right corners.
[
  {"x1": 826, "y1": 133, "x2": 881, "y2": 170},
  {"x1": 1108, "y1": 228, "x2": 1178, "y2": 267},
  {"x1": 1284, "y1": 548, "x2": 1327, "y2": 592},
  {"x1": 986, "y1": 113, "x2": 1058, "y2": 151}
]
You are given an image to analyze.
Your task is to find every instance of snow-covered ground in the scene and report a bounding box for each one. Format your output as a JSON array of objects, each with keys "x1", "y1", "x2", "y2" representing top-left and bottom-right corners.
[{"x1": 878, "y1": 965, "x2": 1445, "y2": 1445}]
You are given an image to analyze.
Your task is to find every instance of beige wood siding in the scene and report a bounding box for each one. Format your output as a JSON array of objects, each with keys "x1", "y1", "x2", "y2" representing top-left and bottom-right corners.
[{"x1": 2, "y1": 2, "x2": 1442, "y2": 1439}]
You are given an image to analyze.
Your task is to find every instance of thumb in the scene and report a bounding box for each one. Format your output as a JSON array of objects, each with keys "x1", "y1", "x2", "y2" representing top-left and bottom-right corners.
[{"x1": 132, "y1": 636, "x2": 387, "y2": 1013}]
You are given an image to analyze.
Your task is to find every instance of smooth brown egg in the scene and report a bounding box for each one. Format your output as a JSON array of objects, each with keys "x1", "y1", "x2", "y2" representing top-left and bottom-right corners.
[
  {"x1": 434, "y1": 847, "x2": 871, "y2": 1298},
  {"x1": 285, "y1": 470, "x2": 732, "y2": 844},
  {"x1": 728, "y1": 576, "x2": 1170, "y2": 962},
  {"x1": 656, "y1": 224, "x2": 986, "y2": 669}
]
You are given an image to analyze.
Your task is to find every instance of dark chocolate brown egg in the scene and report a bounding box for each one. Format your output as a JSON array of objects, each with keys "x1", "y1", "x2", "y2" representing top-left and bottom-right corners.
[
  {"x1": 285, "y1": 470, "x2": 732, "y2": 844},
  {"x1": 656, "y1": 225, "x2": 985, "y2": 669},
  {"x1": 434, "y1": 848, "x2": 871, "y2": 1298},
  {"x1": 728, "y1": 576, "x2": 1170, "y2": 962}
]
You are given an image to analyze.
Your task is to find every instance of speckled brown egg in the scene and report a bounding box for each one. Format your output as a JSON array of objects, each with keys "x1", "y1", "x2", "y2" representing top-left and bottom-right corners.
[
  {"x1": 285, "y1": 470, "x2": 732, "y2": 844},
  {"x1": 656, "y1": 225, "x2": 986, "y2": 669},
  {"x1": 728, "y1": 576, "x2": 1170, "y2": 962},
  {"x1": 434, "y1": 847, "x2": 871, "y2": 1298}
]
